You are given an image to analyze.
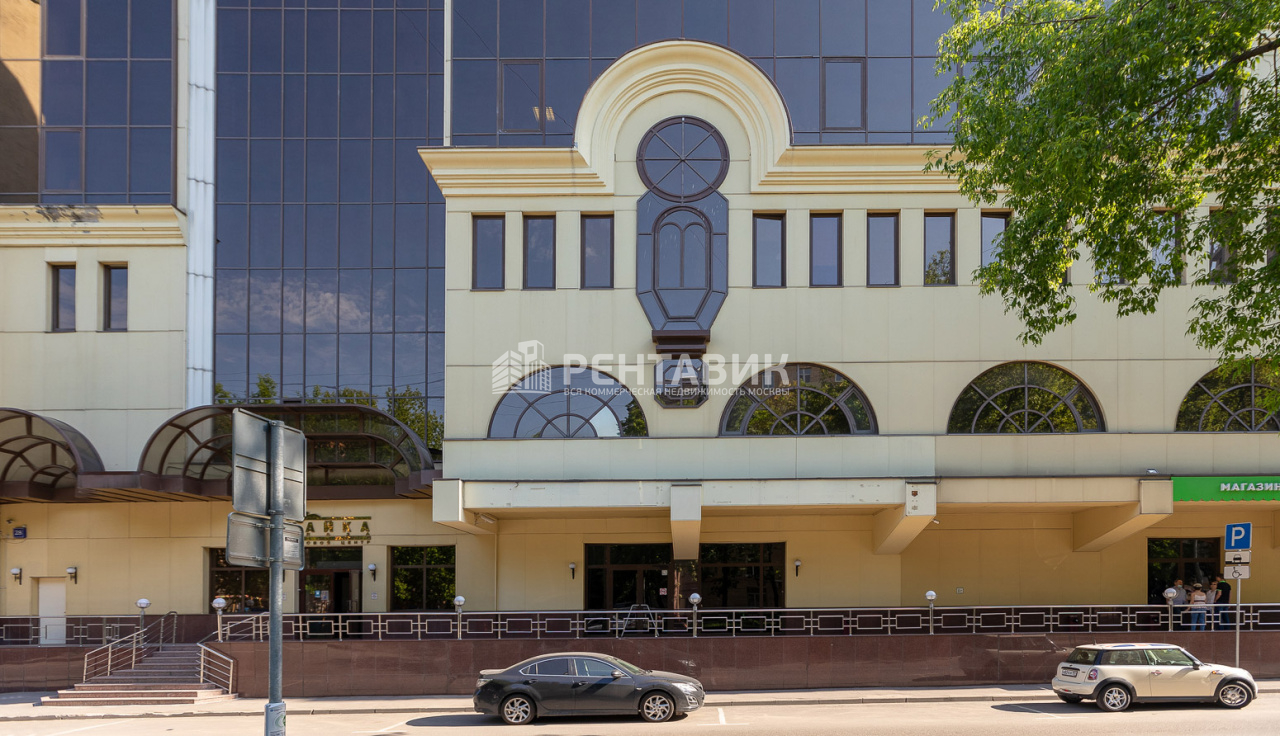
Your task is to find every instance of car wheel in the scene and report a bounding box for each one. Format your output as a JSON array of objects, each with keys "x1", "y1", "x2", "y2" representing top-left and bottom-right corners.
[
  {"x1": 639, "y1": 691, "x2": 675, "y2": 723},
  {"x1": 501, "y1": 694, "x2": 536, "y2": 725},
  {"x1": 1217, "y1": 682, "x2": 1253, "y2": 709},
  {"x1": 1096, "y1": 684, "x2": 1132, "y2": 712},
  {"x1": 1056, "y1": 693, "x2": 1084, "y2": 704}
]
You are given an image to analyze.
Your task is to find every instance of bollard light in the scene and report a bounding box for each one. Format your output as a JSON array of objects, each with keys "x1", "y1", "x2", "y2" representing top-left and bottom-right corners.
[
  {"x1": 1164, "y1": 587, "x2": 1178, "y2": 632},
  {"x1": 925, "y1": 590, "x2": 937, "y2": 635},
  {"x1": 454, "y1": 595, "x2": 466, "y2": 640},
  {"x1": 689, "y1": 593, "x2": 702, "y2": 639},
  {"x1": 212, "y1": 597, "x2": 227, "y2": 642},
  {"x1": 136, "y1": 597, "x2": 151, "y2": 629}
]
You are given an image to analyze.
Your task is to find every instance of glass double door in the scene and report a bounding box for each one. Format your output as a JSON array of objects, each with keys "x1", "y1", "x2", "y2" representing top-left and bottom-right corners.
[
  {"x1": 299, "y1": 547, "x2": 362, "y2": 615},
  {"x1": 584, "y1": 544, "x2": 674, "y2": 610}
]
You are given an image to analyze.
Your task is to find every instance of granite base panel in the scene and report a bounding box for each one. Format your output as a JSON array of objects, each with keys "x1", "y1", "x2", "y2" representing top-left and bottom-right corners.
[
  {"x1": 0, "y1": 647, "x2": 94, "y2": 693},
  {"x1": 211, "y1": 631, "x2": 1280, "y2": 698}
]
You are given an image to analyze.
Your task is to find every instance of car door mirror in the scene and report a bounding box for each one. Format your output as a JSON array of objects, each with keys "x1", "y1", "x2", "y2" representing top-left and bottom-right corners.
[
  {"x1": 1192, "y1": 662, "x2": 1201, "y2": 669},
  {"x1": 612, "y1": 670, "x2": 625, "y2": 679}
]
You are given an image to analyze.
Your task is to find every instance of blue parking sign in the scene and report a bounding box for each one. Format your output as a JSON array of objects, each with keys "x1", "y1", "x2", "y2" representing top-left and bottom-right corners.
[{"x1": 1225, "y1": 523, "x2": 1252, "y2": 550}]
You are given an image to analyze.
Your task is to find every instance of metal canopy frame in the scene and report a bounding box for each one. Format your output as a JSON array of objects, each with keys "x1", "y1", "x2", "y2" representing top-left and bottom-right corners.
[{"x1": 0, "y1": 409, "x2": 105, "y2": 502}]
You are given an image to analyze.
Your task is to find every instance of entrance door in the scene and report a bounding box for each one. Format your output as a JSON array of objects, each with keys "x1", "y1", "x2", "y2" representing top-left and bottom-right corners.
[
  {"x1": 37, "y1": 579, "x2": 67, "y2": 646},
  {"x1": 300, "y1": 569, "x2": 361, "y2": 613},
  {"x1": 584, "y1": 544, "x2": 673, "y2": 610}
]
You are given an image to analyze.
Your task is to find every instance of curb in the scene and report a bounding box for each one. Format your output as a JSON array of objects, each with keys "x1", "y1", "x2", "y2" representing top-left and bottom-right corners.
[{"x1": 1, "y1": 687, "x2": 1274, "y2": 722}]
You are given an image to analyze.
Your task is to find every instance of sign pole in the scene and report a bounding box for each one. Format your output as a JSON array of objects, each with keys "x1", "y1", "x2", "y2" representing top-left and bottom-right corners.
[
  {"x1": 266, "y1": 421, "x2": 286, "y2": 736},
  {"x1": 1235, "y1": 578, "x2": 1242, "y2": 668}
]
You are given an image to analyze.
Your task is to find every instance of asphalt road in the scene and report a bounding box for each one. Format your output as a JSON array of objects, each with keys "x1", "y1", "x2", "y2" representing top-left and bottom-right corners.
[{"x1": 4, "y1": 699, "x2": 1277, "y2": 736}]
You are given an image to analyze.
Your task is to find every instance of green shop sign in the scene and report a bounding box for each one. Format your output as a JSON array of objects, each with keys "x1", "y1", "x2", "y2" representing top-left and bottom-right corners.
[{"x1": 1173, "y1": 477, "x2": 1280, "y2": 502}]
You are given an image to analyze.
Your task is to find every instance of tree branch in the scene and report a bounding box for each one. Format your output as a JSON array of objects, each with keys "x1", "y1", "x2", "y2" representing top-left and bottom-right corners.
[{"x1": 1144, "y1": 36, "x2": 1280, "y2": 122}]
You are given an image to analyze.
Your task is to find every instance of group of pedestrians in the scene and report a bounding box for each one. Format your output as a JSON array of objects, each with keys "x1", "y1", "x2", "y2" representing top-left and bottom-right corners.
[{"x1": 1169, "y1": 576, "x2": 1232, "y2": 630}]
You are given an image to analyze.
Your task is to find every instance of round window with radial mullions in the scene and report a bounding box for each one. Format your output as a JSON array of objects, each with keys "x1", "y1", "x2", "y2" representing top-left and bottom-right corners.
[{"x1": 637, "y1": 116, "x2": 729, "y2": 202}]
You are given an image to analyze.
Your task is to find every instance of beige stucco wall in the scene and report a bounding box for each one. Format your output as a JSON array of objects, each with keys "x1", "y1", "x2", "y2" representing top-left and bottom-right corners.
[{"x1": 0, "y1": 206, "x2": 189, "y2": 469}]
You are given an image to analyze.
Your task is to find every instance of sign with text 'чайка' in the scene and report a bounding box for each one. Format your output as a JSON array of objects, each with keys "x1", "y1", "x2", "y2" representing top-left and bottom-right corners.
[{"x1": 1172, "y1": 477, "x2": 1280, "y2": 502}]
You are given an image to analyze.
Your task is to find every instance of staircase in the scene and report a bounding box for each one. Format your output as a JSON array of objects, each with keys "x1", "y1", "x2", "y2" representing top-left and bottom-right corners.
[{"x1": 43, "y1": 643, "x2": 237, "y2": 707}]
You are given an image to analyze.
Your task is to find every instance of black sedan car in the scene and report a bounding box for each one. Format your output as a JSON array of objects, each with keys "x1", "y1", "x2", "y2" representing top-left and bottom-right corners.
[{"x1": 473, "y1": 652, "x2": 705, "y2": 724}]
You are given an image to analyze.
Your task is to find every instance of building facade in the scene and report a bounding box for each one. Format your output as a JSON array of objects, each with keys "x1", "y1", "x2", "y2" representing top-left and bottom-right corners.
[{"x1": 0, "y1": 0, "x2": 1277, "y2": 624}]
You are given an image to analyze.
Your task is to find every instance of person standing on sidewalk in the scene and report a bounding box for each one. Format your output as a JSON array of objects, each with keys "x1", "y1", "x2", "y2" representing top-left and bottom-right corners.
[
  {"x1": 1214, "y1": 575, "x2": 1232, "y2": 630},
  {"x1": 1188, "y1": 583, "x2": 1208, "y2": 630},
  {"x1": 1171, "y1": 578, "x2": 1188, "y2": 629}
]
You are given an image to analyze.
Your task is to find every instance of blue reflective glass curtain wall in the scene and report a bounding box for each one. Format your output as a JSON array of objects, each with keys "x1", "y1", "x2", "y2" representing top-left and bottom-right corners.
[
  {"x1": 0, "y1": 0, "x2": 176, "y2": 203},
  {"x1": 213, "y1": 1, "x2": 445, "y2": 446},
  {"x1": 451, "y1": 0, "x2": 953, "y2": 147}
]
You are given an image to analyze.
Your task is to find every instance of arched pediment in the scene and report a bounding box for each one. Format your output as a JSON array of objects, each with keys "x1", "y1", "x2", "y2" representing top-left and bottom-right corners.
[{"x1": 575, "y1": 40, "x2": 793, "y2": 192}]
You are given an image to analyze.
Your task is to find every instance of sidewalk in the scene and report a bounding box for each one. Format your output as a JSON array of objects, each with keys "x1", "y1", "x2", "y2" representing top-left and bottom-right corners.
[{"x1": 2, "y1": 681, "x2": 1277, "y2": 722}]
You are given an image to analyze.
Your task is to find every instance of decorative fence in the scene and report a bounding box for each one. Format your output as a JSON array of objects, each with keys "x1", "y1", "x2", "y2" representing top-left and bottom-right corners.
[
  {"x1": 211, "y1": 603, "x2": 1280, "y2": 642},
  {"x1": 0, "y1": 616, "x2": 142, "y2": 646}
]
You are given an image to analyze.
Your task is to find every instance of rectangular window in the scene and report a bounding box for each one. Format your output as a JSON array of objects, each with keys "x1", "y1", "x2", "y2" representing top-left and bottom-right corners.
[
  {"x1": 981, "y1": 212, "x2": 1008, "y2": 268},
  {"x1": 1207, "y1": 210, "x2": 1235, "y2": 284},
  {"x1": 822, "y1": 58, "x2": 864, "y2": 131},
  {"x1": 500, "y1": 60, "x2": 543, "y2": 133},
  {"x1": 866, "y1": 213, "x2": 899, "y2": 286},
  {"x1": 103, "y1": 264, "x2": 128, "y2": 330},
  {"x1": 1146, "y1": 538, "x2": 1221, "y2": 605},
  {"x1": 923, "y1": 213, "x2": 955, "y2": 285},
  {"x1": 209, "y1": 548, "x2": 269, "y2": 613},
  {"x1": 1152, "y1": 211, "x2": 1181, "y2": 284},
  {"x1": 809, "y1": 213, "x2": 842, "y2": 286},
  {"x1": 581, "y1": 215, "x2": 614, "y2": 289},
  {"x1": 753, "y1": 214, "x2": 786, "y2": 287},
  {"x1": 51, "y1": 265, "x2": 76, "y2": 331},
  {"x1": 523, "y1": 216, "x2": 556, "y2": 289},
  {"x1": 472, "y1": 216, "x2": 505, "y2": 290},
  {"x1": 696, "y1": 543, "x2": 786, "y2": 608},
  {"x1": 390, "y1": 546, "x2": 456, "y2": 611}
]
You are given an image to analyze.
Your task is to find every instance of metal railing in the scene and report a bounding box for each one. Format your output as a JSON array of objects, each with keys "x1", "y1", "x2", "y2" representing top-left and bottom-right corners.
[
  {"x1": 211, "y1": 603, "x2": 1280, "y2": 642},
  {"x1": 196, "y1": 643, "x2": 236, "y2": 693},
  {"x1": 82, "y1": 611, "x2": 178, "y2": 681},
  {"x1": 0, "y1": 616, "x2": 142, "y2": 647}
]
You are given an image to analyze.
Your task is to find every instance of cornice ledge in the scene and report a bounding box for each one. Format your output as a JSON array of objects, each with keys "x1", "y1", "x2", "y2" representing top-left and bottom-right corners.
[
  {"x1": 0, "y1": 204, "x2": 185, "y2": 246},
  {"x1": 419, "y1": 147, "x2": 607, "y2": 196}
]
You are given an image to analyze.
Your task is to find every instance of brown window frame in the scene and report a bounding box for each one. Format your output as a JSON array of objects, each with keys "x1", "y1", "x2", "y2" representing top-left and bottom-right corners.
[
  {"x1": 208, "y1": 548, "x2": 269, "y2": 613},
  {"x1": 820, "y1": 57, "x2": 867, "y2": 132},
  {"x1": 50, "y1": 264, "x2": 76, "y2": 332},
  {"x1": 580, "y1": 214, "x2": 614, "y2": 289},
  {"x1": 866, "y1": 212, "x2": 899, "y2": 287},
  {"x1": 980, "y1": 211, "x2": 1010, "y2": 269},
  {"x1": 472, "y1": 215, "x2": 506, "y2": 291},
  {"x1": 752, "y1": 213, "x2": 786, "y2": 288},
  {"x1": 522, "y1": 215, "x2": 556, "y2": 290},
  {"x1": 389, "y1": 545, "x2": 457, "y2": 612},
  {"x1": 809, "y1": 213, "x2": 842, "y2": 287},
  {"x1": 102, "y1": 263, "x2": 128, "y2": 331},
  {"x1": 923, "y1": 212, "x2": 956, "y2": 286}
]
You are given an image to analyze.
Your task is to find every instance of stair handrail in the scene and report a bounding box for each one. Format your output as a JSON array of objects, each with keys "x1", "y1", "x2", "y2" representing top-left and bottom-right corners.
[
  {"x1": 82, "y1": 610, "x2": 179, "y2": 682},
  {"x1": 196, "y1": 643, "x2": 236, "y2": 694},
  {"x1": 198, "y1": 611, "x2": 268, "y2": 644}
]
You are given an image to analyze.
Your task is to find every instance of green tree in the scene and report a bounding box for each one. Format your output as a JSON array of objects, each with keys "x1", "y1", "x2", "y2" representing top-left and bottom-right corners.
[{"x1": 929, "y1": 1, "x2": 1280, "y2": 373}]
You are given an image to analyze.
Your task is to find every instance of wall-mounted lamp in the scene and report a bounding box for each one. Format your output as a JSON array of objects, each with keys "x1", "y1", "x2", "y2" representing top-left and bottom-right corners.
[
  {"x1": 568, "y1": 562, "x2": 576, "y2": 580},
  {"x1": 66, "y1": 566, "x2": 77, "y2": 584},
  {"x1": 930, "y1": 518, "x2": 941, "y2": 525},
  {"x1": 367, "y1": 563, "x2": 377, "y2": 581},
  {"x1": 793, "y1": 559, "x2": 802, "y2": 577},
  {"x1": 9, "y1": 568, "x2": 20, "y2": 585},
  {"x1": 476, "y1": 513, "x2": 497, "y2": 525}
]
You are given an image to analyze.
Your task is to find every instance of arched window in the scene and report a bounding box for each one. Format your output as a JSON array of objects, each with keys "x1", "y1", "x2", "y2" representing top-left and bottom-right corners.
[
  {"x1": 489, "y1": 367, "x2": 648, "y2": 438},
  {"x1": 1176, "y1": 364, "x2": 1280, "y2": 432},
  {"x1": 720, "y1": 363, "x2": 877, "y2": 436},
  {"x1": 947, "y1": 362, "x2": 1103, "y2": 434}
]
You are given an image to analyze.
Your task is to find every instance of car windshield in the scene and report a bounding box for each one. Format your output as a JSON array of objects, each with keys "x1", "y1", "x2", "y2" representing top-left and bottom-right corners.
[
  {"x1": 1065, "y1": 648, "x2": 1097, "y2": 665},
  {"x1": 606, "y1": 656, "x2": 648, "y2": 675}
]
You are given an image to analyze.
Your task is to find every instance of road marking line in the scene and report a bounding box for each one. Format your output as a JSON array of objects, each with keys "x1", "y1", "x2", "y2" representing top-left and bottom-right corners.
[
  {"x1": 696, "y1": 707, "x2": 749, "y2": 726},
  {"x1": 353, "y1": 721, "x2": 407, "y2": 734},
  {"x1": 1010, "y1": 704, "x2": 1083, "y2": 720},
  {"x1": 47, "y1": 722, "x2": 118, "y2": 736}
]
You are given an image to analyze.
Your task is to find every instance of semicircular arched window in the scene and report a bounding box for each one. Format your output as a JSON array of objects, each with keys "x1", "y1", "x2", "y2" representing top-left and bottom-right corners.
[
  {"x1": 947, "y1": 362, "x2": 1103, "y2": 434},
  {"x1": 720, "y1": 363, "x2": 877, "y2": 436},
  {"x1": 488, "y1": 367, "x2": 648, "y2": 438},
  {"x1": 1176, "y1": 363, "x2": 1280, "y2": 432}
]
